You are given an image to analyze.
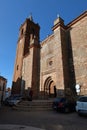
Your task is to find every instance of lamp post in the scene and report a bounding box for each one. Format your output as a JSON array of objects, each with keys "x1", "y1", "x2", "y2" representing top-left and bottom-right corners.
[{"x1": 75, "y1": 84, "x2": 80, "y2": 96}]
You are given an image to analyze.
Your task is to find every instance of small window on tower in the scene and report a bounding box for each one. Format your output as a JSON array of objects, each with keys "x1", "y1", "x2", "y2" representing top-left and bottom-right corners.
[
  {"x1": 17, "y1": 65, "x2": 19, "y2": 70},
  {"x1": 32, "y1": 28, "x2": 35, "y2": 35},
  {"x1": 21, "y1": 29, "x2": 24, "y2": 35},
  {"x1": 31, "y1": 28, "x2": 35, "y2": 37}
]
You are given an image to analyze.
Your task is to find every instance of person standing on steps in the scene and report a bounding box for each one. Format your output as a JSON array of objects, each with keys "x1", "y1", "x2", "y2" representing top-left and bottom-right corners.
[{"x1": 29, "y1": 89, "x2": 33, "y2": 101}]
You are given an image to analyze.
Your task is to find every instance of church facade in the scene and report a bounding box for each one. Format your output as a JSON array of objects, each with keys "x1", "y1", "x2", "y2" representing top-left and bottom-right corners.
[{"x1": 12, "y1": 11, "x2": 87, "y2": 99}]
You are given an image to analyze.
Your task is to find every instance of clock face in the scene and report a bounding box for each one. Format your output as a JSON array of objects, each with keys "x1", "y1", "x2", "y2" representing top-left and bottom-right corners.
[{"x1": 20, "y1": 39, "x2": 22, "y2": 43}]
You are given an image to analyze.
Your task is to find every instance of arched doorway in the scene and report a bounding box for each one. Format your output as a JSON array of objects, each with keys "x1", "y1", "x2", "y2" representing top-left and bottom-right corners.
[{"x1": 44, "y1": 76, "x2": 56, "y2": 98}]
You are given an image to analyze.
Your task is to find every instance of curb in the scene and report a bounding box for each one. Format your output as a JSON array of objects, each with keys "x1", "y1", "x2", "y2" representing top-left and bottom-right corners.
[{"x1": 0, "y1": 124, "x2": 45, "y2": 130}]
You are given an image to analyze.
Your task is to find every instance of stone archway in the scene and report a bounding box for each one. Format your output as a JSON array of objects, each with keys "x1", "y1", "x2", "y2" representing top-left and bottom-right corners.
[{"x1": 44, "y1": 76, "x2": 56, "y2": 98}]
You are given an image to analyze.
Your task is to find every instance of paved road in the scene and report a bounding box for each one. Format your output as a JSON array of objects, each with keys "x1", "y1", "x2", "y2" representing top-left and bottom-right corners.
[
  {"x1": 0, "y1": 106, "x2": 87, "y2": 130},
  {"x1": 0, "y1": 124, "x2": 45, "y2": 130}
]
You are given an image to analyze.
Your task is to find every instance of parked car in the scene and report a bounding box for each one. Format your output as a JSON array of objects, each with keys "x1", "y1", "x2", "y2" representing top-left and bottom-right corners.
[
  {"x1": 4, "y1": 95, "x2": 22, "y2": 106},
  {"x1": 3, "y1": 97, "x2": 11, "y2": 105},
  {"x1": 76, "y1": 96, "x2": 87, "y2": 116},
  {"x1": 52, "y1": 97, "x2": 76, "y2": 113}
]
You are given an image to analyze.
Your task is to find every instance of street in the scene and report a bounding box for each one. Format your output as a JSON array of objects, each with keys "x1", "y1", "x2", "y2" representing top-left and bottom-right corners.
[{"x1": 0, "y1": 106, "x2": 87, "y2": 130}]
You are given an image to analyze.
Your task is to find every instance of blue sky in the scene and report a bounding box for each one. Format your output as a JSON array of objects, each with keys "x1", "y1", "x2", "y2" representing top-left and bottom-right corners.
[{"x1": 0, "y1": 0, "x2": 87, "y2": 88}]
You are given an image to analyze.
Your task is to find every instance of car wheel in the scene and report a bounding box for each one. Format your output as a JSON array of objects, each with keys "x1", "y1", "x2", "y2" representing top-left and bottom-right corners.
[
  {"x1": 78, "y1": 111, "x2": 82, "y2": 116},
  {"x1": 64, "y1": 107, "x2": 69, "y2": 113}
]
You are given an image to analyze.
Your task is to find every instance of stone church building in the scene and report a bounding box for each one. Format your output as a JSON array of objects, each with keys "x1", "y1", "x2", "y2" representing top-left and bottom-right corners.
[{"x1": 12, "y1": 11, "x2": 87, "y2": 99}]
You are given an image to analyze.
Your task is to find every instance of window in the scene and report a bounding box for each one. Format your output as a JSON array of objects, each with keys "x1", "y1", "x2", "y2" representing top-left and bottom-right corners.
[
  {"x1": 17, "y1": 65, "x2": 19, "y2": 70},
  {"x1": 49, "y1": 61, "x2": 53, "y2": 66},
  {"x1": 47, "y1": 58, "x2": 53, "y2": 68},
  {"x1": 21, "y1": 28, "x2": 24, "y2": 35},
  {"x1": 79, "y1": 97, "x2": 87, "y2": 102}
]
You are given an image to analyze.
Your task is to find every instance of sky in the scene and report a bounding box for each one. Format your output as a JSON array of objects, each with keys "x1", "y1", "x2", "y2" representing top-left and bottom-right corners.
[{"x1": 0, "y1": 0, "x2": 87, "y2": 88}]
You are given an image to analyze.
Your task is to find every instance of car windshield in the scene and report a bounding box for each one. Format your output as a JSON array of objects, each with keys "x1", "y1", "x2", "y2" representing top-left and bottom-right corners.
[
  {"x1": 54, "y1": 97, "x2": 66, "y2": 102},
  {"x1": 78, "y1": 96, "x2": 87, "y2": 102}
]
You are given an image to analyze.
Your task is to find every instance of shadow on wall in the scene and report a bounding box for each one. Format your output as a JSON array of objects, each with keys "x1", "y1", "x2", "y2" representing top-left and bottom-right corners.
[
  {"x1": 11, "y1": 78, "x2": 33, "y2": 100},
  {"x1": 39, "y1": 89, "x2": 65, "y2": 99},
  {"x1": 11, "y1": 77, "x2": 25, "y2": 96},
  {"x1": 39, "y1": 87, "x2": 76, "y2": 100},
  {"x1": 60, "y1": 27, "x2": 76, "y2": 98},
  {"x1": 67, "y1": 30, "x2": 76, "y2": 97}
]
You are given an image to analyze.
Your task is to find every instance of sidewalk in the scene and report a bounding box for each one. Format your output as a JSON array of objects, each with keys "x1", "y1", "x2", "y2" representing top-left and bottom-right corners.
[{"x1": 0, "y1": 124, "x2": 45, "y2": 130}]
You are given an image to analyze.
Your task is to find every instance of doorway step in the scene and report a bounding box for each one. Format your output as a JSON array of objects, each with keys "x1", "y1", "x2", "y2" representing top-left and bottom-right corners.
[{"x1": 13, "y1": 99, "x2": 53, "y2": 111}]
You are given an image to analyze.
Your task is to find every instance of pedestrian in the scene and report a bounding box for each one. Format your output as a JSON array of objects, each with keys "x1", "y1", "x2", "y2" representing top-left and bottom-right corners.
[
  {"x1": 29, "y1": 89, "x2": 33, "y2": 101},
  {"x1": 54, "y1": 86, "x2": 57, "y2": 97}
]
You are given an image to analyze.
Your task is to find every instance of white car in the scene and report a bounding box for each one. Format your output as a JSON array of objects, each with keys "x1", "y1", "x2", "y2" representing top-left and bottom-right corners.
[{"x1": 76, "y1": 96, "x2": 87, "y2": 115}]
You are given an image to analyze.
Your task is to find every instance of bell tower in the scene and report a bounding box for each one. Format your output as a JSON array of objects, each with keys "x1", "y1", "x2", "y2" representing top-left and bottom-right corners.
[{"x1": 12, "y1": 16, "x2": 40, "y2": 98}]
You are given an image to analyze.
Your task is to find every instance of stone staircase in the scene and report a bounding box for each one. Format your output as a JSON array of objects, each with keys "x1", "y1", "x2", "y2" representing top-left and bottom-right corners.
[{"x1": 13, "y1": 99, "x2": 53, "y2": 111}]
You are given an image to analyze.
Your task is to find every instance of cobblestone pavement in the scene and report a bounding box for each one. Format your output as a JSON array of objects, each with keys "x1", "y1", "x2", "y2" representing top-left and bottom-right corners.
[{"x1": 0, "y1": 106, "x2": 87, "y2": 130}]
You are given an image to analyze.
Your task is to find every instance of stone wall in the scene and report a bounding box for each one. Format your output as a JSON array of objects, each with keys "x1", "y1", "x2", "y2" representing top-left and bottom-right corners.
[
  {"x1": 40, "y1": 25, "x2": 65, "y2": 96},
  {"x1": 40, "y1": 12, "x2": 87, "y2": 97},
  {"x1": 12, "y1": 11, "x2": 87, "y2": 97},
  {"x1": 68, "y1": 16, "x2": 87, "y2": 95}
]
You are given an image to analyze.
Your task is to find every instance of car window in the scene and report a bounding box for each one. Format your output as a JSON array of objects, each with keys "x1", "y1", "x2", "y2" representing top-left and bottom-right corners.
[
  {"x1": 61, "y1": 98, "x2": 66, "y2": 102},
  {"x1": 54, "y1": 97, "x2": 62, "y2": 102},
  {"x1": 78, "y1": 97, "x2": 87, "y2": 102}
]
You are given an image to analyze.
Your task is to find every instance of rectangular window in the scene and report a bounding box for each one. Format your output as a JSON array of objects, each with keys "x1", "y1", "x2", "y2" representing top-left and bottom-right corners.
[{"x1": 17, "y1": 65, "x2": 19, "y2": 70}]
